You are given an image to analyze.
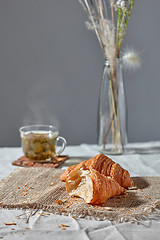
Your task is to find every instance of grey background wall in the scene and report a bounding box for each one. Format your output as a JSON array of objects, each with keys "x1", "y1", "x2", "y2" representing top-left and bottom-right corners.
[{"x1": 0, "y1": 0, "x2": 160, "y2": 147}]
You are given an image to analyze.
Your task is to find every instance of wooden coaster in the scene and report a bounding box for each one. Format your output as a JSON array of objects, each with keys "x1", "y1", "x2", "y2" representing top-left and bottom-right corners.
[{"x1": 12, "y1": 155, "x2": 69, "y2": 168}]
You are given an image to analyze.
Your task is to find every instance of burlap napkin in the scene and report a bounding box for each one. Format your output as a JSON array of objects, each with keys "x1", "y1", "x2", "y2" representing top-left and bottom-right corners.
[{"x1": 0, "y1": 167, "x2": 160, "y2": 222}]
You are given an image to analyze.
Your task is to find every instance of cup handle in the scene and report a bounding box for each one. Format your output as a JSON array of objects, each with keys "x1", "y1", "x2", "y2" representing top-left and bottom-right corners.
[{"x1": 55, "y1": 136, "x2": 67, "y2": 156}]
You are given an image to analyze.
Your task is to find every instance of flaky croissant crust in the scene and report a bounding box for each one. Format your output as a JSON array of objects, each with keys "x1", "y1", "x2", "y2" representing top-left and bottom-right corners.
[{"x1": 61, "y1": 153, "x2": 134, "y2": 189}]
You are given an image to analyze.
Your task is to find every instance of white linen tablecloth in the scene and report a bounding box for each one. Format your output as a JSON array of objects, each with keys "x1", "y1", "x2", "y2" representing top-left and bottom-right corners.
[{"x1": 0, "y1": 142, "x2": 160, "y2": 240}]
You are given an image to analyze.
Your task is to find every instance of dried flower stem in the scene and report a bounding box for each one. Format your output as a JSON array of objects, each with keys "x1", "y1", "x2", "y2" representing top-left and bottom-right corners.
[
  {"x1": 79, "y1": 0, "x2": 116, "y2": 70},
  {"x1": 116, "y1": 0, "x2": 135, "y2": 57},
  {"x1": 79, "y1": 0, "x2": 103, "y2": 49},
  {"x1": 110, "y1": 0, "x2": 115, "y2": 30}
]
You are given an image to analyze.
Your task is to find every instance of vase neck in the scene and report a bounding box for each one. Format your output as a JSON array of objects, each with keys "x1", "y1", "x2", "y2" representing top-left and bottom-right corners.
[
  {"x1": 104, "y1": 60, "x2": 110, "y2": 67},
  {"x1": 104, "y1": 58, "x2": 121, "y2": 67}
]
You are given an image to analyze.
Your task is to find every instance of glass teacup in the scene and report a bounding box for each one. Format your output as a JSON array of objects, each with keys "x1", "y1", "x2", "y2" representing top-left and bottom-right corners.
[{"x1": 19, "y1": 125, "x2": 67, "y2": 162}]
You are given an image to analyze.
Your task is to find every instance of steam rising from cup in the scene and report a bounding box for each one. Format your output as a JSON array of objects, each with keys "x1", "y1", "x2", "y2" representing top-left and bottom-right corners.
[{"x1": 23, "y1": 83, "x2": 60, "y2": 129}]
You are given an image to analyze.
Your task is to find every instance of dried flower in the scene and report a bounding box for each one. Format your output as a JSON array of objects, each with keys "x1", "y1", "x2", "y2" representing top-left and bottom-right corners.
[
  {"x1": 120, "y1": 1, "x2": 128, "y2": 9},
  {"x1": 79, "y1": 0, "x2": 134, "y2": 59},
  {"x1": 122, "y1": 49, "x2": 141, "y2": 70},
  {"x1": 116, "y1": 0, "x2": 128, "y2": 10}
]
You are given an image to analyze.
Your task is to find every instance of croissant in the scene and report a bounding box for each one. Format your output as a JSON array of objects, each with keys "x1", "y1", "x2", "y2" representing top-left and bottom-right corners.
[
  {"x1": 61, "y1": 154, "x2": 134, "y2": 189},
  {"x1": 60, "y1": 160, "x2": 88, "y2": 181},
  {"x1": 66, "y1": 167, "x2": 125, "y2": 204}
]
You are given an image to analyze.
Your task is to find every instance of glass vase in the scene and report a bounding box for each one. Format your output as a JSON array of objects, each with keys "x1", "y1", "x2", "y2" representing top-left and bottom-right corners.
[{"x1": 97, "y1": 58, "x2": 127, "y2": 155}]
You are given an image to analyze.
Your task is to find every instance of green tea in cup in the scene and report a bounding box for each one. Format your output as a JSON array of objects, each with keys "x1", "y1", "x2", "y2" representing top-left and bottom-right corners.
[{"x1": 20, "y1": 125, "x2": 66, "y2": 162}]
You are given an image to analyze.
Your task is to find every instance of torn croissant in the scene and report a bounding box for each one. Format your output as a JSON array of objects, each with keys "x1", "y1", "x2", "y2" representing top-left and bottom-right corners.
[
  {"x1": 66, "y1": 168, "x2": 125, "y2": 204},
  {"x1": 61, "y1": 154, "x2": 134, "y2": 189}
]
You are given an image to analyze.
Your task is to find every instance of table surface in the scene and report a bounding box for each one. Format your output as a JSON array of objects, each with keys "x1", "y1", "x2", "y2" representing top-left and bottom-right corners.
[{"x1": 0, "y1": 142, "x2": 160, "y2": 240}]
